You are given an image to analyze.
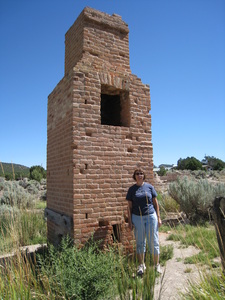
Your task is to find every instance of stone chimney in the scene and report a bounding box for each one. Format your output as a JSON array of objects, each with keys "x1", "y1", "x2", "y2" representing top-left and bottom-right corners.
[{"x1": 46, "y1": 7, "x2": 154, "y2": 251}]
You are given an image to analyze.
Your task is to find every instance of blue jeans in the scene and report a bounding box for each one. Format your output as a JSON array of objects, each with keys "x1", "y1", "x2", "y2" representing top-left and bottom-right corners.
[{"x1": 132, "y1": 213, "x2": 160, "y2": 255}]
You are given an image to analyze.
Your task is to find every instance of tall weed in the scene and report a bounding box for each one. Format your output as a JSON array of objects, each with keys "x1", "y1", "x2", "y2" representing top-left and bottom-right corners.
[
  {"x1": 0, "y1": 209, "x2": 47, "y2": 255},
  {"x1": 0, "y1": 251, "x2": 48, "y2": 300},
  {"x1": 157, "y1": 193, "x2": 180, "y2": 219},
  {"x1": 182, "y1": 270, "x2": 225, "y2": 299}
]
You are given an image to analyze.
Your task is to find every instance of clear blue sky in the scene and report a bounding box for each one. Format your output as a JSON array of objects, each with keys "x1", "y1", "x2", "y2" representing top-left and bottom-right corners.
[{"x1": 1, "y1": 0, "x2": 225, "y2": 168}]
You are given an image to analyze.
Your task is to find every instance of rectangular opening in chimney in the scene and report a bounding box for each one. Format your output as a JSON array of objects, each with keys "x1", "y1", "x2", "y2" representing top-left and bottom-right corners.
[
  {"x1": 112, "y1": 224, "x2": 121, "y2": 242},
  {"x1": 101, "y1": 85, "x2": 130, "y2": 127}
]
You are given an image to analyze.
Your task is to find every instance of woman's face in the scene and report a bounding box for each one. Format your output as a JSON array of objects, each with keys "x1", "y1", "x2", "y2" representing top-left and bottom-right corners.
[{"x1": 134, "y1": 170, "x2": 144, "y2": 184}]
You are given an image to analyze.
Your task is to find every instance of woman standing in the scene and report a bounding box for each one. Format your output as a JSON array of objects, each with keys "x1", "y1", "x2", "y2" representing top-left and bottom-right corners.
[{"x1": 126, "y1": 168, "x2": 162, "y2": 275}]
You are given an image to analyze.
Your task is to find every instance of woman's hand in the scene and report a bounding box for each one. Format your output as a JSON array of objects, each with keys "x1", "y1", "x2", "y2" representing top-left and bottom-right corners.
[
  {"x1": 158, "y1": 217, "x2": 162, "y2": 228},
  {"x1": 153, "y1": 197, "x2": 162, "y2": 228}
]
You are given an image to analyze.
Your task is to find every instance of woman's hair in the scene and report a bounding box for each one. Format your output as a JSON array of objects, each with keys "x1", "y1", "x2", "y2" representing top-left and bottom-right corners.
[{"x1": 132, "y1": 168, "x2": 146, "y2": 181}]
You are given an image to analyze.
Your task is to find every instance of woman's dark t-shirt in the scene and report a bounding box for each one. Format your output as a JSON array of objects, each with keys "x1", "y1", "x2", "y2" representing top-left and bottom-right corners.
[{"x1": 126, "y1": 182, "x2": 157, "y2": 216}]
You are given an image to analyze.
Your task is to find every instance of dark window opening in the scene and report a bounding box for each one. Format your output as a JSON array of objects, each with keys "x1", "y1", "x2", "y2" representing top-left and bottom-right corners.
[
  {"x1": 112, "y1": 224, "x2": 121, "y2": 242},
  {"x1": 101, "y1": 94, "x2": 121, "y2": 126},
  {"x1": 101, "y1": 85, "x2": 130, "y2": 127}
]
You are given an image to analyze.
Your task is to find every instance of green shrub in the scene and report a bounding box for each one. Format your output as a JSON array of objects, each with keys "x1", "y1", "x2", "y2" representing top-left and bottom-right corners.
[
  {"x1": 30, "y1": 165, "x2": 46, "y2": 182},
  {"x1": 19, "y1": 178, "x2": 41, "y2": 195},
  {"x1": 30, "y1": 169, "x2": 42, "y2": 182},
  {"x1": 18, "y1": 178, "x2": 29, "y2": 188},
  {"x1": 168, "y1": 177, "x2": 225, "y2": 223},
  {"x1": 191, "y1": 170, "x2": 207, "y2": 179},
  {"x1": 37, "y1": 237, "x2": 118, "y2": 300},
  {"x1": 40, "y1": 178, "x2": 46, "y2": 185},
  {"x1": 26, "y1": 180, "x2": 40, "y2": 195},
  {"x1": 0, "y1": 179, "x2": 35, "y2": 209},
  {"x1": 157, "y1": 166, "x2": 167, "y2": 176}
]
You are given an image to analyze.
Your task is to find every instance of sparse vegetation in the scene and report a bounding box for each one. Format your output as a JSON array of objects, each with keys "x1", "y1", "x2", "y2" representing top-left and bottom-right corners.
[
  {"x1": 161, "y1": 222, "x2": 225, "y2": 299},
  {"x1": 167, "y1": 223, "x2": 219, "y2": 266}
]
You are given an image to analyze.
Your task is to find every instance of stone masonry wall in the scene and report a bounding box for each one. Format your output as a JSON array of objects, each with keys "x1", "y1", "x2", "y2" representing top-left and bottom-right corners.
[{"x1": 47, "y1": 7, "x2": 154, "y2": 252}]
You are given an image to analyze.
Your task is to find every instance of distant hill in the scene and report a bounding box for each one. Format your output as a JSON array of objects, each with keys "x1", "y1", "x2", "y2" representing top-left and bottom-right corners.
[{"x1": 0, "y1": 162, "x2": 30, "y2": 178}]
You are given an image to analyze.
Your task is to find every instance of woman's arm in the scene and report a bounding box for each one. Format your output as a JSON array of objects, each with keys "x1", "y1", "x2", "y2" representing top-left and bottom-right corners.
[
  {"x1": 127, "y1": 200, "x2": 133, "y2": 230},
  {"x1": 153, "y1": 197, "x2": 162, "y2": 227}
]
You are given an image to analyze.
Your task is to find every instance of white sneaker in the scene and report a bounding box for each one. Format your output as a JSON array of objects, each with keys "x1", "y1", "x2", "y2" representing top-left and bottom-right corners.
[
  {"x1": 155, "y1": 264, "x2": 162, "y2": 274},
  {"x1": 137, "y1": 264, "x2": 146, "y2": 275}
]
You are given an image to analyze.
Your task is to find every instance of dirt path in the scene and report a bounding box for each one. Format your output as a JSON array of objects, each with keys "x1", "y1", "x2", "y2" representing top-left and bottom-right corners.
[{"x1": 154, "y1": 232, "x2": 201, "y2": 300}]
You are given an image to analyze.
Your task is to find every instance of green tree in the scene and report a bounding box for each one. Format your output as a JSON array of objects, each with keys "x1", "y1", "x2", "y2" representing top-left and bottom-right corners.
[
  {"x1": 157, "y1": 166, "x2": 167, "y2": 176},
  {"x1": 177, "y1": 157, "x2": 202, "y2": 171},
  {"x1": 204, "y1": 155, "x2": 225, "y2": 171},
  {"x1": 30, "y1": 165, "x2": 46, "y2": 182}
]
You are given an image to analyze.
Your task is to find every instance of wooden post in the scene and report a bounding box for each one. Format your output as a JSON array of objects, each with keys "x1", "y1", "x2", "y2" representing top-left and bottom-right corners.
[{"x1": 210, "y1": 197, "x2": 225, "y2": 273}]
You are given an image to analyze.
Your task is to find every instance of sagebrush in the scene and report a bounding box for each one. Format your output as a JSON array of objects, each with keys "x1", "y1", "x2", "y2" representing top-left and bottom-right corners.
[{"x1": 168, "y1": 176, "x2": 225, "y2": 223}]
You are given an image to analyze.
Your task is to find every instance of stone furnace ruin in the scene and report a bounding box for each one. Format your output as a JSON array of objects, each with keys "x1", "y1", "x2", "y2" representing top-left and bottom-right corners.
[{"x1": 46, "y1": 7, "x2": 154, "y2": 251}]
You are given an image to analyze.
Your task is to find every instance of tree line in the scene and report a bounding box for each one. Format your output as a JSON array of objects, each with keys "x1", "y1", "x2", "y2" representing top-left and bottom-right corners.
[
  {"x1": 0, "y1": 163, "x2": 46, "y2": 182},
  {"x1": 157, "y1": 155, "x2": 225, "y2": 176},
  {"x1": 177, "y1": 155, "x2": 225, "y2": 171}
]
